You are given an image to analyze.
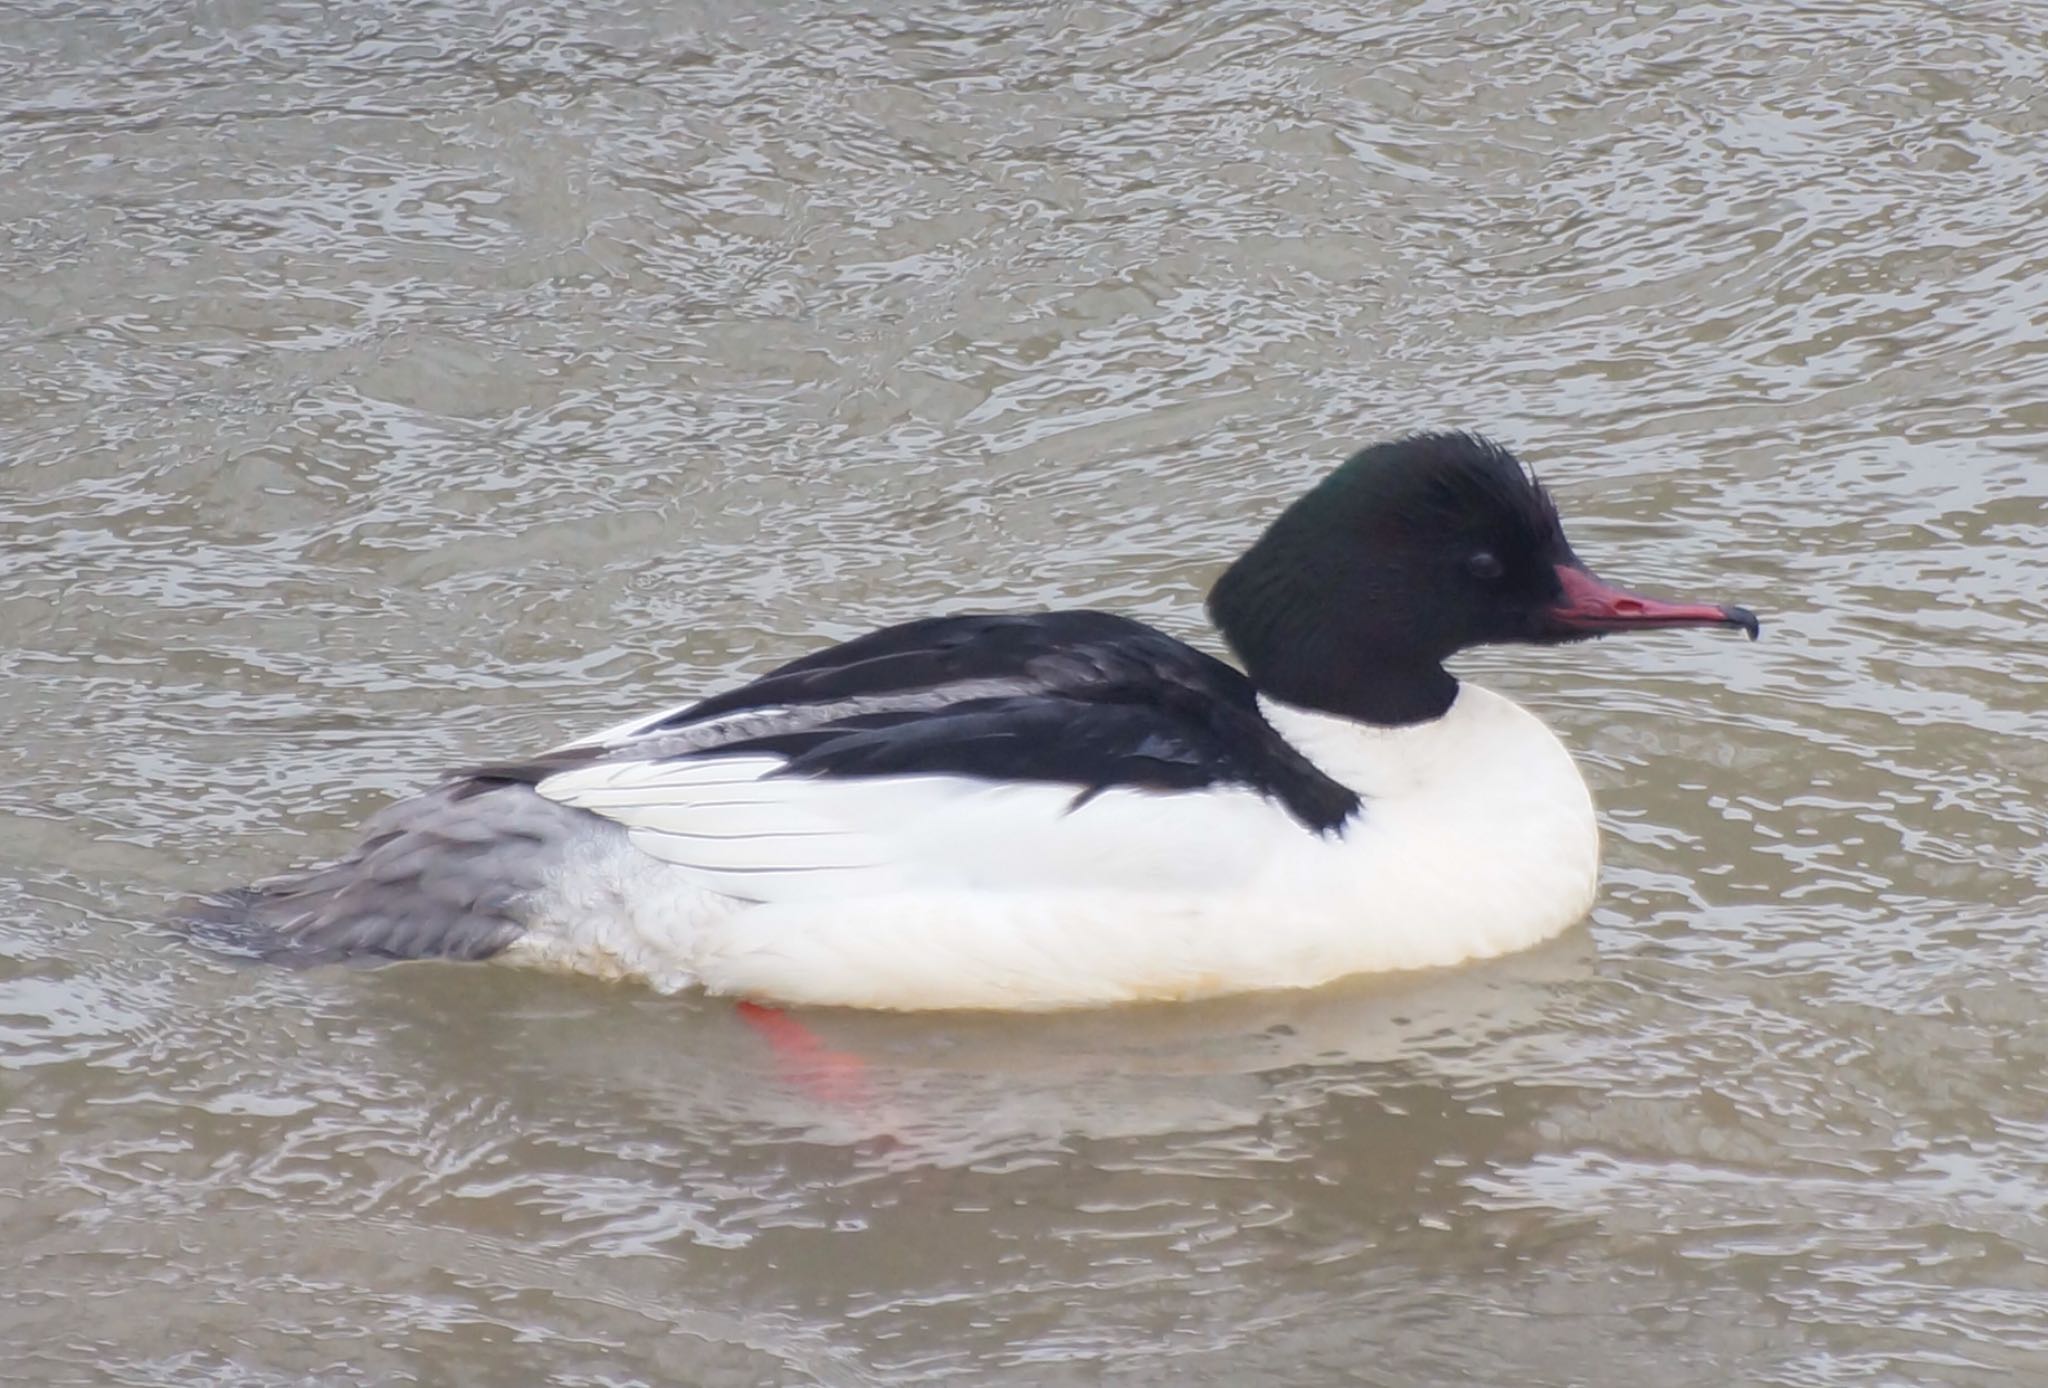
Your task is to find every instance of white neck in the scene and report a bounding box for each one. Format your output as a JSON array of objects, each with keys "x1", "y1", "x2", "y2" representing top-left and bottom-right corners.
[{"x1": 1257, "y1": 682, "x2": 1603, "y2": 969}]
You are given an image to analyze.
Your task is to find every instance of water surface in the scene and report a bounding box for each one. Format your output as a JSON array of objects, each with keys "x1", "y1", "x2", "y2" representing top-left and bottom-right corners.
[{"x1": 6, "y1": 1, "x2": 2048, "y2": 1383}]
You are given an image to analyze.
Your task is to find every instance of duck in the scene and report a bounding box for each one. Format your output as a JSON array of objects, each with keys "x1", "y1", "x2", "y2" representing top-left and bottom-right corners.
[{"x1": 193, "y1": 431, "x2": 1757, "y2": 1011}]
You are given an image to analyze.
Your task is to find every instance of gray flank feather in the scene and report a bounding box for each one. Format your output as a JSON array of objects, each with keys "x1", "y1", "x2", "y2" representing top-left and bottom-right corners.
[{"x1": 185, "y1": 779, "x2": 596, "y2": 967}]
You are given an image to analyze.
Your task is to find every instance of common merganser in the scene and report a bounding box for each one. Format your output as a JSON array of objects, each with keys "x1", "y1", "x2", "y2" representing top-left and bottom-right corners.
[{"x1": 193, "y1": 432, "x2": 1757, "y2": 1011}]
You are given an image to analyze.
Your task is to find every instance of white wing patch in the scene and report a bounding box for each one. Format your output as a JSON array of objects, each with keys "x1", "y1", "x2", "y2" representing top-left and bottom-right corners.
[
  {"x1": 553, "y1": 702, "x2": 700, "y2": 751},
  {"x1": 535, "y1": 753, "x2": 1301, "y2": 905},
  {"x1": 536, "y1": 755, "x2": 905, "y2": 900}
]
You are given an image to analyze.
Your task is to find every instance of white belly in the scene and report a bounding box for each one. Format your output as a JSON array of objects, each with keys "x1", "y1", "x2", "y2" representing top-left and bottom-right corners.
[{"x1": 507, "y1": 873, "x2": 1594, "y2": 1011}]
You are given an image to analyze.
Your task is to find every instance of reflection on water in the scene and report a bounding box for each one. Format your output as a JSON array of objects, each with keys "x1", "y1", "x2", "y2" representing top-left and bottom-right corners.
[{"x1": 7, "y1": 1, "x2": 2048, "y2": 1382}]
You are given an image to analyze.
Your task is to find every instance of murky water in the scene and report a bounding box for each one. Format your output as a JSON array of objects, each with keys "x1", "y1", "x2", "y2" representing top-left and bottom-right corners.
[{"x1": 6, "y1": 0, "x2": 2048, "y2": 1382}]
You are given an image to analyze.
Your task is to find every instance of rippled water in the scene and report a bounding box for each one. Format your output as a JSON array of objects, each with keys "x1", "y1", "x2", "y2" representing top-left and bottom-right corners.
[{"x1": 7, "y1": 1, "x2": 2048, "y2": 1382}]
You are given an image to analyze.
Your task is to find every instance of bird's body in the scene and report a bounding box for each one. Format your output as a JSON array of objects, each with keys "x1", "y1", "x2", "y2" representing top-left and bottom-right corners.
[
  {"x1": 192, "y1": 433, "x2": 1754, "y2": 1011},
  {"x1": 490, "y1": 680, "x2": 1595, "y2": 1010}
]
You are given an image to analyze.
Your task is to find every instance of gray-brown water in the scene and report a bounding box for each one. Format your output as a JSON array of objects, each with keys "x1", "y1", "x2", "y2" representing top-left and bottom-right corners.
[{"x1": 6, "y1": 1, "x2": 2048, "y2": 1382}]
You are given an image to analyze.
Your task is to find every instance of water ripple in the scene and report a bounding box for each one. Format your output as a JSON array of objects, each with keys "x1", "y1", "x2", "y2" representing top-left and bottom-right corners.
[{"x1": 7, "y1": 0, "x2": 2048, "y2": 1383}]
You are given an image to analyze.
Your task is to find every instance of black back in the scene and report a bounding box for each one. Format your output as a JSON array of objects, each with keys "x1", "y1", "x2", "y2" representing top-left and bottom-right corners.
[{"x1": 477, "y1": 612, "x2": 1362, "y2": 834}]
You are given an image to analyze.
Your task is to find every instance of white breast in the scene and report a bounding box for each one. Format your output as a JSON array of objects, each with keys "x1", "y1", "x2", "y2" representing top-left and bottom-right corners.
[
  {"x1": 1250, "y1": 684, "x2": 1602, "y2": 968},
  {"x1": 509, "y1": 683, "x2": 1602, "y2": 1010}
]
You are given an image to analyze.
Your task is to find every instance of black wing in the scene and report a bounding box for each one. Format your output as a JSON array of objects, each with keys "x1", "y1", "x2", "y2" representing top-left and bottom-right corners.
[{"x1": 481, "y1": 612, "x2": 1361, "y2": 834}]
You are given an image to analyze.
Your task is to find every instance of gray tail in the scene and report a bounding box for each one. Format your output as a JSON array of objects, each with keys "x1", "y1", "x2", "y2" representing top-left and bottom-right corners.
[{"x1": 183, "y1": 776, "x2": 580, "y2": 968}]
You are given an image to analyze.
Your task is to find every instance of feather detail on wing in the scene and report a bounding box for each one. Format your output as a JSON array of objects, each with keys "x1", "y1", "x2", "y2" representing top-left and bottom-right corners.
[
  {"x1": 529, "y1": 612, "x2": 1360, "y2": 828},
  {"x1": 519, "y1": 611, "x2": 1363, "y2": 904},
  {"x1": 534, "y1": 751, "x2": 1304, "y2": 906},
  {"x1": 535, "y1": 754, "x2": 908, "y2": 900}
]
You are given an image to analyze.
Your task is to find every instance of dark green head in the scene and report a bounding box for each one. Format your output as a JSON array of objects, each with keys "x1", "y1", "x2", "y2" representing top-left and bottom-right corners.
[{"x1": 1207, "y1": 432, "x2": 1758, "y2": 725}]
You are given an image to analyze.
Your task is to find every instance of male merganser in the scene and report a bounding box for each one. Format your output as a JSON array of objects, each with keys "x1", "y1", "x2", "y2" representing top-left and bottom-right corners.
[{"x1": 194, "y1": 432, "x2": 1757, "y2": 1011}]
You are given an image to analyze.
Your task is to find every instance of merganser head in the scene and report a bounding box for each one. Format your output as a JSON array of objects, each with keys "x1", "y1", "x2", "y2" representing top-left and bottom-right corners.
[{"x1": 1206, "y1": 431, "x2": 1759, "y2": 726}]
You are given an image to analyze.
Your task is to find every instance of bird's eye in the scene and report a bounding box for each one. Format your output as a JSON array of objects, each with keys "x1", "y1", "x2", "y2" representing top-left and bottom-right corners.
[{"x1": 1466, "y1": 551, "x2": 1505, "y2": 581}]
